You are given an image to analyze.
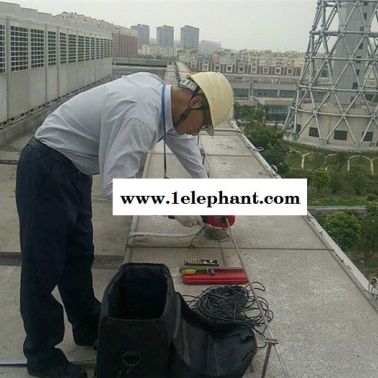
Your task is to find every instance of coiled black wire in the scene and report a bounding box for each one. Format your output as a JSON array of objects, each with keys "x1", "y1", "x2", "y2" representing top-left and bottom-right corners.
[{"x1": 184, "y1": 282, "x2": 273, "y2": 347}]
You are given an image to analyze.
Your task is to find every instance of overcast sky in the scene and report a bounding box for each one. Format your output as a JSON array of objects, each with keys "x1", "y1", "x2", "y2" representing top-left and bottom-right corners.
[{"x1": 5, "y1": 0, "x2": 318, "y2": 51}]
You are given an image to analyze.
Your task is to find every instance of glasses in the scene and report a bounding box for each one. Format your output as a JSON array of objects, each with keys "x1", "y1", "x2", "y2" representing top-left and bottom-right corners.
[{"x1": 191, "y1": 104, "x2": 211, "y2": 130}]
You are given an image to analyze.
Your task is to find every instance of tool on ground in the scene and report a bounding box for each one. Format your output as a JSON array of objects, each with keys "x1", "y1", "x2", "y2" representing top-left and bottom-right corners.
[
  {"x1": 180, "y1": 266, "x2": 243, "y2": 274},
  {"x1": 202, "y1": 215, "x2": 236, "y2": 228},
  {"x1": 181, "y1": 267, "x2": 248, "y2": 285},
  {"x1": 184, "y1": 258, "x2": 219, "y2": 266},
  {"x1": 202, "y1": 215, "x2": 236, "y2": 241}
]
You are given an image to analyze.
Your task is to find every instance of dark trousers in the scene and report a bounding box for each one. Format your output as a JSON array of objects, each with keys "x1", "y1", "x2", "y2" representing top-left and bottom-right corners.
[{"x1": 15, "y1": 138, "x2": 100, "y2": 365}]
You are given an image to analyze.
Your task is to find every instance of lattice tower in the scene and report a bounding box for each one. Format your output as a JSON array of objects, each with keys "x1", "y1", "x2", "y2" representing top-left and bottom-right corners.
[{"x1": 284, "y1": 0, "x2": 378, "y2": 150}]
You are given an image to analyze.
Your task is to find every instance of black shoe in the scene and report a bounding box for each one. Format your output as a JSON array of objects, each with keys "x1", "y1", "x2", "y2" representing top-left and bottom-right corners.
[{"x1": 27, "y1": 351, "x2": 87, "y2": 378}]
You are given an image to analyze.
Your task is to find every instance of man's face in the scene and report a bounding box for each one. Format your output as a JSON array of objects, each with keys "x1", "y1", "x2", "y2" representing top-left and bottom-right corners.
[{"x1": 175, "y1": 95, "x2": 210, "y2": 136}]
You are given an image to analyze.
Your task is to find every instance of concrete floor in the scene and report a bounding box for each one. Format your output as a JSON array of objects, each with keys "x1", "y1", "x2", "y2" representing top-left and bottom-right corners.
[
  {"x1": 0, "y1": 65, "x2": 377, "y2": 377},
  {"x1": 124, "y1": 124, "x2": 378, "y2": 378}
]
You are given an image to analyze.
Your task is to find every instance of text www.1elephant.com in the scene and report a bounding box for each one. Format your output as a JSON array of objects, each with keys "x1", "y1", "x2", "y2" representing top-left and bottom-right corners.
[{"x1": 112, "y1": 178, "x2": 308, "y2": 216}]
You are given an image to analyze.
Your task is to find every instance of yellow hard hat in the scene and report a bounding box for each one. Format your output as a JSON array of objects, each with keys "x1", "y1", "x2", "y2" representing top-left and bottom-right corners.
[{"x1": 188, "y1": 72, "x2": 234, "y2": 136}]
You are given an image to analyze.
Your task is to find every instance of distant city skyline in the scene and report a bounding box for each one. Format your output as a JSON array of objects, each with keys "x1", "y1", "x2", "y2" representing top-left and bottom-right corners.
[{"x1": 3, "y1": 0, "x2": 318, "y2": 52}]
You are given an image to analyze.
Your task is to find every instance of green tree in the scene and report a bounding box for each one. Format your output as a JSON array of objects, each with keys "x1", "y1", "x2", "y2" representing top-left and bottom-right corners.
[
  {"x1": 247, "y1": 127, "x2": 284, "y2": 150},
  {"x1": 262, "y1": 145, "x2": 289, "y2": 174},
  {"x1": 329, "y1": 172, "x2": 346, "y2": 194},
  {"x1": 324, "y1": 212, "x2": 362, "y2": 250},
  {"x1": 346, "y1": 171, "x2": 369, "y2": 195},
  {"x1": 311, "y1": 169, "x2": 330, "y2": 195},
  {"x1": 360, "y1": 206, "x2": 378, "y2": 262},
  {"x1": 247, "y1": 127, "x2": 289, "y2": 174},
  {"x1": 235, "y1": 104, "x2": 266, "y2": 130}
]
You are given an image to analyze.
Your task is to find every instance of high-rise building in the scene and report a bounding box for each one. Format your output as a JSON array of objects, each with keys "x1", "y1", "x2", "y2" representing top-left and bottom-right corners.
[
  {"x1": 156, "y1": 25, "x2": 174, "y2": 47},
  {"x1": 200, "y1": 40, "x2": 221, "y2": 55},
  {"x1": 131, "y1": 24, "x2": 150, "y2": 49},
  {"x1": 180, "y1": 25, "x2": 199, "y2": 49},
  {"x1": 112, "y1": 29, "x2": 138, "y2": 58}
]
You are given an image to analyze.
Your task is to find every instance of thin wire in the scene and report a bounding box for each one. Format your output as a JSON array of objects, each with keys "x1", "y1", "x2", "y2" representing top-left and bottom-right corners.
[
  {"x1": 226, "y1": 219, "x2": 290, "y2": 377},
  {"x1": 183, "y1": 283, "x2": 274, "y2": 348}
]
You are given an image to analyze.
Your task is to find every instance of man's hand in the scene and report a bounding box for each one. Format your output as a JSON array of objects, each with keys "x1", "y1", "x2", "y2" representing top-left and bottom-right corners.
[{"x1": 172, "y1": 216, "x2": 204, "y2": 228}]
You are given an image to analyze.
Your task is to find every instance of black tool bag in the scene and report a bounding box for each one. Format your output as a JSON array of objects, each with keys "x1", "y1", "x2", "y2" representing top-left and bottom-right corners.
[
  {"x1": 170, "y1": 294, "x2": 257, "y2": 378},
  {"x1": 95, "y1": 263, "x2": 180, "y2": 378}
]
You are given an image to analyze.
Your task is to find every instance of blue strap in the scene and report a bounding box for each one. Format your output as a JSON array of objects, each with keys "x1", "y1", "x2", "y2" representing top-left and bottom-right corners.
[{"x1": 161, "y1": 84, "x2": 168, "y2": 178}]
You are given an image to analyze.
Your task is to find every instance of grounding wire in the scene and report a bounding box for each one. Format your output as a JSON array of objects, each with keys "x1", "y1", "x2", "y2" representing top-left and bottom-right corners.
[{"x1": 226, "y1": 218, "x2": 290, "y2": 377}]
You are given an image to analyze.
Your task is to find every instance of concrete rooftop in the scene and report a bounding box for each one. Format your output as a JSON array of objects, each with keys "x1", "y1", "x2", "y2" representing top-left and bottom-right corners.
[{"x1": 0, "y1": 64, "x2": 377, "y2": 377}]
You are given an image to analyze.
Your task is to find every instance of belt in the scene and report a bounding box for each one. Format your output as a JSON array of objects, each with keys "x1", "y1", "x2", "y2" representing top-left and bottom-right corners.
[{"x1": 28, "y1": 137, "x2": 77, "y2": 171}]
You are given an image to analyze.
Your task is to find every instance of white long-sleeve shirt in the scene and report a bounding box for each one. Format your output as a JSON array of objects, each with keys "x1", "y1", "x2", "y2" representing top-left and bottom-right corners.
[{"x1": 35, "y1": 72, "x2": 207, "y2": 197}]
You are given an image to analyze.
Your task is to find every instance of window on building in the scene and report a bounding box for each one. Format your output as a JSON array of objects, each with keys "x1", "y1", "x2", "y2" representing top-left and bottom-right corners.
[
  {"x1": 11, "y1": 26, "x2": 28, "y2": 71},
  {"x1": 214, "y1": 64, "x2": 220, "y2": 71},
  {"x1": 31, "y1": 29, "x2": 44, "y2": 68},
  {"x1": 279, "y1": 90, "x2": 296, "y2": 98},
  {"x1": 362, "y1": 132, "x2": 373, "y2": 142},
  {"x1": 0, "y1": 25, "x2": 5, "y2": 74},
  {"x1": 48, "y1": 31, "x2": 56, "y2": 66},
  {"x1": 109, "y1": 40, "x2": 112, "y2": 58},
  {"x1": 226, "y1": 64, "x2": 233, "y2": 73},
  {"x1": 254, "y1": 88, "x2": 278, "y2": 97},
  {"x1": 202, "y1": 63, "x2": 209, "y2": 71},
  {"x1": 96, "y1": 38, "x2": 100, "y2": 59},
  {"x1": 275, "y1": 67, "x2": 281, "y2": 75},
  {"x1": 363, "y1": 12, "x2": 367, "y2": 20},
  {"x1": 287, "y1": 68, "x2": 293, "y2": 75},
  {"x1": 352, "y1": 82, "x2": 358, "y2": 90},
  {"x1": 263, "y1": 66, "x2": 269, "y2": 74},
  {"x1": 266, "y1": 105, "x2": 289, "y2": 122},
  {"x1": 356, "y1": 69, "x2": 360, "y2": 76},
  {"x1": 60, "y1": 33, "x2": 67, "y2": 64},
  {"x1": 238, "y1": 65, "x2": 244, "y2": 73},
  {"x1": 68, "y1": 34, "x2": 76, "y2": 63},
  {"x1": 356, "y1": 56, "x2": 361, "y2": 64},
  {"x1": 251, "y1": 66, "x2": 257, "y2": 74},
  {"x1": 233, "y1": 88, "x2": 249, "y2": 98},
  {"x1": 85, "y1": 36, "x2": 90, "y2": 61},
  {"x1": 334, "y1": 130, "x2": 348, "y2": 140},
  {"x1": 91, "y1": 37, "x2": 95, "y2": 60},
  {"x1": 309, "y1": 127, "x2": 319, "y2": 137},
  {"x1": 78, "y1": 36, "x2": 84, "y2": 62}
]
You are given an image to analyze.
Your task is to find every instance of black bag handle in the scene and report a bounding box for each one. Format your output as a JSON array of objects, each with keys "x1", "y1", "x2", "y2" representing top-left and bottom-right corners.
[{"x1": 116, "y1": 351, "x2": 142, "y2": 377}]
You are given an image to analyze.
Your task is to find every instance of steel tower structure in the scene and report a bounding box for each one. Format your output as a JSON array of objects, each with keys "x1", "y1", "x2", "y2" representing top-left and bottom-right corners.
[{"x1": 284, "y1": 0, "x2": 378, "y2": 149}]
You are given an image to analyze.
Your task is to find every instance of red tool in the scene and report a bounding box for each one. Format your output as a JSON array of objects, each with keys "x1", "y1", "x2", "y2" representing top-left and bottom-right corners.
[
  {"x1": 202, "y1": 216, "x2": 236, "y2": 228},
  {"x1": 182, "y1": 268, "x2": 247, "y2": 285}
]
